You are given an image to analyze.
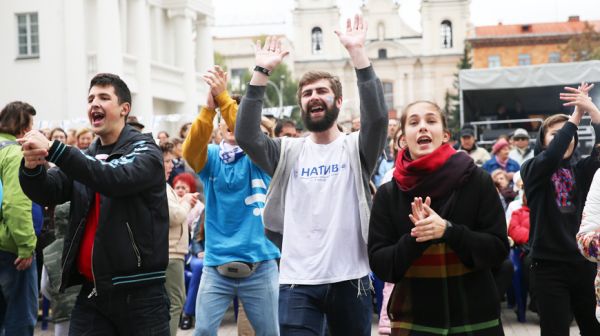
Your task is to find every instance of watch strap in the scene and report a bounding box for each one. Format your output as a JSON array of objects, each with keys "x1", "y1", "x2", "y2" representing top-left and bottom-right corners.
[{"x1": 254, "y1": 65, "x2": 272, "y2": 76}]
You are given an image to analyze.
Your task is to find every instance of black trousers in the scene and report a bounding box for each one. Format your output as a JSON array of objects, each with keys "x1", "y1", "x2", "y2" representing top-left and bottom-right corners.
[
  {"x1": 531, "y1": 259, "x2": 600, "y2": 336},
  {"x1": 69, "y1": 281, "x2": 170, "y2": 336}
]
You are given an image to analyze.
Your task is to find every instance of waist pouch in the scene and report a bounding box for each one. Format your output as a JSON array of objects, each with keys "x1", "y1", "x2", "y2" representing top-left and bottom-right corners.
[{"x1": 216, "y1": 261, "x2": 258, "y2": 278}]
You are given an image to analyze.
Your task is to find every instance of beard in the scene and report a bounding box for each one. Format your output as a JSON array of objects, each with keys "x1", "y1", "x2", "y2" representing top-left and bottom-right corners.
[{"x1": 302, "y1": 99, "x2": 340, "y2": 133}]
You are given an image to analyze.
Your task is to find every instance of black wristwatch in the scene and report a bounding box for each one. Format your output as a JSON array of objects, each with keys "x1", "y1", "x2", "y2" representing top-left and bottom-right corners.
[
  {"x1": 254, "y1": 65, "x2": 272, "y2": 76},
  {"x1": 443, "y1": 220, "x2": 453, "y2": 239}
]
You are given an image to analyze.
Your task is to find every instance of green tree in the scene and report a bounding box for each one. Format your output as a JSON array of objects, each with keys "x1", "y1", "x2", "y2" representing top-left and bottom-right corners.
[
  {"x1": 240, "y1": 62, "x2": 298, "y2": 108},
  {"x1": 213, "y1": 52, "x2": 227, "y2": 70},
  {"x1": 562, "y1": 22, "x2": 600, "y2": 61},
  {"x1": 445, "y1": 42, "x2": 472, "y2": 135}
]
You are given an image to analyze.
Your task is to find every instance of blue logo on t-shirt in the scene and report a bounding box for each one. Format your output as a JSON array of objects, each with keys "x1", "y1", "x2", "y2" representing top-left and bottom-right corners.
[{"x1": 296, "y1": 164, "x2": 347, "y2": 179}]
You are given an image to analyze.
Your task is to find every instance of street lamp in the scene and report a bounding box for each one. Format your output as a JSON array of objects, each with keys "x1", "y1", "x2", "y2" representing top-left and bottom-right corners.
[{"x1": 267, "y1": 74, "x2": 285, "y2": 116}]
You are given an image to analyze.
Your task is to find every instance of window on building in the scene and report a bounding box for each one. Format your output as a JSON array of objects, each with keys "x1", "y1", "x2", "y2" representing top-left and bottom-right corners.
[
  {"x1": 548, "y1": 52, "x2": 561, "y2": 63},
  {"x1": 311, "y1": 27, "x2": 323, "y2": 54},
  {"x1": 377, "y1": 22, "x2": 385, "y2": 40},
  {"x1": 518, "y1": 53, "x2": 531, "y2": 66},
  {"x1": 488, "y1": 55, "x2": 501, "y2": 68},
  {"x1": 378, "y1": 49, "x2": 388, "y2": 59},
  {"x1": 440, "y1": 20, "x2": 452, "y2": 49},
  {"x1": 16, "y1": 12, "x2": 39, "y2": 58},
  {"x1": 383, "y1": 82, "x2": 393, "y2": 110}
]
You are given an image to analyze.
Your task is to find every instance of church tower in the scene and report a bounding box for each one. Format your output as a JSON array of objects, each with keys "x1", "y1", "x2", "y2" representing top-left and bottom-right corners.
[
  {"x1": 420, "y1": 0, "x2": 471, "y2": 55},
  {"x1": 292, "y1": 0, "x2": 344, "y2": 62},
  {"x1": 361, "y1": 0, "x2": 419, "y2": 41}
]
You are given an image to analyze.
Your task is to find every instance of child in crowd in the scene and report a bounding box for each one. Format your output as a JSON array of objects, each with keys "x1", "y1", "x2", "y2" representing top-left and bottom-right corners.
[
  {"x1": 522, "y1": 82, "x2": 600, "y2": 334},
  {"x1": 492, "y1": 168, "x2": 517, "y2": 211}
]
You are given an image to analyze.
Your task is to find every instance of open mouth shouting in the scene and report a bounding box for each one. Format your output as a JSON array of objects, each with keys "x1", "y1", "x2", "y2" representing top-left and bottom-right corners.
[
  {"x1": 90, "y1": 110, "x2": 106, "y2": 127},
  {"x1": 307, "y1": 100, "x2": 326, "y2": 119},
  {"x1": 417, "y1": 135, "x2": 432, "y2": 148}
]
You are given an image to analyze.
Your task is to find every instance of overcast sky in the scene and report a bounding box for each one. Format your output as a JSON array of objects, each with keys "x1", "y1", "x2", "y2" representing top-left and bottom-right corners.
[{"x1": 213, "y1": 0, "x2": 600, "y2": 36}]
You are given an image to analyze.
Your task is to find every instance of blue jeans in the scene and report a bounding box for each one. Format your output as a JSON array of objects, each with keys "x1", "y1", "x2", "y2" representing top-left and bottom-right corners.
[
  {"x1": 183, "y1": 256, "x2": 203, "y2": 315},
  {"x1": 0, "y1": 250, "x2": 38, "y2": 336},
  {"x1": 194, "y1": 259, "x2": 279, "y2": 336},
  {"x1": 279, "y1": 275, "x2": 372, "y2": 336},
  {"x1": 69, "y1": 281, "x2": 170, "y2": 335}
]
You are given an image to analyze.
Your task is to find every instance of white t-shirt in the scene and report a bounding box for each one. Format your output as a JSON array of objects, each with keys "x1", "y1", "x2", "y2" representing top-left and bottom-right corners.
[{"x1": 279, "y1": 134, "x2": 371, "y2": 285}]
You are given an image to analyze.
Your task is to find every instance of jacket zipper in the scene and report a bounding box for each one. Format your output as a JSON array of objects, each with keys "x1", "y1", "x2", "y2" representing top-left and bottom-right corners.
[
  {"x1": 126, "y1": 222, "x2": 142, "y2": 267},
  {"x1": 88, "y1": 242, "x2": 98, "y2": 298},
  {"x1": 61, "y1": 219, "x2": 84, "y2": 272}
]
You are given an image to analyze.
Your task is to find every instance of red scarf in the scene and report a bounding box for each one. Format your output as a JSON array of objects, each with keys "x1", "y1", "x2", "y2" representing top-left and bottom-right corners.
[{"x1": 394, "y1": 143, "x2": 456, "y2": 191}]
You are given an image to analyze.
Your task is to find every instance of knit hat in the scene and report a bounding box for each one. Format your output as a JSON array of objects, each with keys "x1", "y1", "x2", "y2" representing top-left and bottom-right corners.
[{"x1": 492, "y1": 138, "x2": 509, "y2": 154}]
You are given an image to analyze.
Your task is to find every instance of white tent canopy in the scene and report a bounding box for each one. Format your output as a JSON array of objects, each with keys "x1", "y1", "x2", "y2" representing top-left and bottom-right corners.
[{"x1": 459, "y1": 60, "x2": 600, "y2": 91}]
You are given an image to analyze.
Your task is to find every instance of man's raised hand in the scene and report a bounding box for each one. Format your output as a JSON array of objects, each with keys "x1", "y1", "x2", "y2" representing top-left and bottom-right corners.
[
  {"x1": 335, "y1": 14, "x2": 367, "y2": 51},
  {"x1": 334, "y1": 14, "x2": 370, "y2": 69},
  {"x1": 250, "y1": 36, "x2": 289, "y2": 86}
]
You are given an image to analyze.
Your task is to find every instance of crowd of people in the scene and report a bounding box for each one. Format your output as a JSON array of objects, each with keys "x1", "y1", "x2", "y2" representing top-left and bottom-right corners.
[{"x1": 2, "y1": 14, "x2": 600, "y2": 336}]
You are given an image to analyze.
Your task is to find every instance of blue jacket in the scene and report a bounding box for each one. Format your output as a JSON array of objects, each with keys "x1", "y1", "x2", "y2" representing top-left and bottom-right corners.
[{"x1": 482, "y1": 156, "x2": 520, "y2": 174}]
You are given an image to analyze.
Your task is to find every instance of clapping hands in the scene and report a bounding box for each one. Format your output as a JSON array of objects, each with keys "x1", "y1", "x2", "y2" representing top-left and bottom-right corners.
[
  {"x1": 560, "y1": 82, "x2": 600, "y2": 123},
  {"x1": 409, "y1": 196, "x2": 448, "y2": 243},
  {"x1": 202, "y1": 65, "x2": 228, "y2": 98}
]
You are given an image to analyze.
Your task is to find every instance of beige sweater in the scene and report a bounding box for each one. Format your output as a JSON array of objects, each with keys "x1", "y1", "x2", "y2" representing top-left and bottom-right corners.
[{"x1": 166, "y1": 184, "x2": 190, "y2": 260}]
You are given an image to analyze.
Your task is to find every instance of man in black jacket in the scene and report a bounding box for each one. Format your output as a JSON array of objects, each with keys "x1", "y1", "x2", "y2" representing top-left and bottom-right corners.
[{"x1": 18, "y1": 73, "x2": 170, "y2": 335}]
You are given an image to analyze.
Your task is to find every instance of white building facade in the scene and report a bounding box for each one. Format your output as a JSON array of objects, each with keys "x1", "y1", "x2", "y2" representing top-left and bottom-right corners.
[
  {"x1": 214, "y1": 0, "x2": 471, "y2": 121},
  {"x1": 0, "y1": 0, "x2": 215, "y2": 134},
  {"x1": 294, "y1": 0, "x2": 470, "y2": 119}
]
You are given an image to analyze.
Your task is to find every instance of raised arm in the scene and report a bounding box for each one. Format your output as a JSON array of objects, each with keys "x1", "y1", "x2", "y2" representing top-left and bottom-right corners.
[
  {"x1": 182, "y1": 93, "x2": 216, "y2": 173},
  {"x1": 183, "y1": 66, "x2": 237, "y2": 173},
  {"x1": 204, "y1": 66, "x2": 238, "y2": 132},
  {"x1": 563, "y1": 83, "x2": 600, "y2": 186},
  {"x1": 235, "y1": 36, "x2": 287, "y2": 175},
  {"x1": 335, "y1": 15, "x2": 388, "y2": 174},
  {"x1": 561, "y1": 82, "x2": 599, "y2": 123}
]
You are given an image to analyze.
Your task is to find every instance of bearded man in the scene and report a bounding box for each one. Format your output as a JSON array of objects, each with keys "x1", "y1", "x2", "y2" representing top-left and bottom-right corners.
[{"x1": 235, "y1": 15, "x2": 388, "y2": 335}]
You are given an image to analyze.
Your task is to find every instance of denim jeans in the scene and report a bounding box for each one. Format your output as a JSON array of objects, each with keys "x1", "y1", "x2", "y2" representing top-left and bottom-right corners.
[
  {"x1": 69, "y1": 281, "x2": 170, "y2": 336},
  {"x1": 0, "y1": 250, "x2": 38, "y2": 336},
  {"x1": 194, "y1": 259, "x2": 279, "y2": 336},
  {"x1": 279, "y1": 275, "x2": 372, "y2": 336},
  {"x1": 183, "y1": 256, "x2": 203, "y2": 315}
]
